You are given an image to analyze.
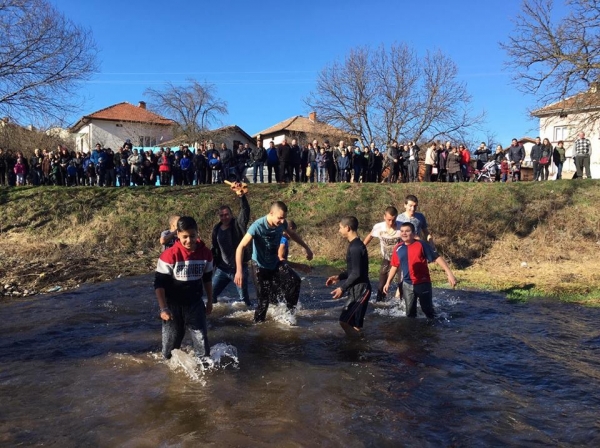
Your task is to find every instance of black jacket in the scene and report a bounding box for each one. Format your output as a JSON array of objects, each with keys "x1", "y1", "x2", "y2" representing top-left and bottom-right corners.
[{"x1": 211, "y1": 195, "x2": 251, "y2": 267}]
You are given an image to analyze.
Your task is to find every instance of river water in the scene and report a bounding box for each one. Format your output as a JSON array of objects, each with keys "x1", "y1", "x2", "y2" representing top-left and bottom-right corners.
[{"x1": 1, "y1": 273, "x2": 599, "y2": 447}]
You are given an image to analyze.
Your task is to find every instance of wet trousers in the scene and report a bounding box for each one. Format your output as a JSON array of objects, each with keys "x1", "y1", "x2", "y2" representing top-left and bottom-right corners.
[
  {"x1": 251, "y1": 262, "x2": 301, "y2": 323},
  {"x1": 162, "y1": 299, "x2": 209, "y2": 359},
  {"x1": 403, "y1": 282, "x2": 434, "y2": 318}
]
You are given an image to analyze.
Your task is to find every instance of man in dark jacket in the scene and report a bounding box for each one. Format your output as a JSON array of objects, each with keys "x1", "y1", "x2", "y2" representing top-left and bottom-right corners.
[
  {"x1": 507, "y1": 139, "x2": 525, "y2": 181},
  {"x1": 211, "y1": 188, "x2": 252, "y2": 306},
  {"x1": 290, "y1": 139, "x2": 302, "y2": 182},
  {"x1": 277, "y1": 138, "x2": 292, "y2": 183},
  {"x1": 530, "y1": 137, "x2": 543, "y2": 181},
  {"x1": 219, "y1": 143, "x2": 234, "y2": 182},
  {"x1": 251, "y1": 141, "x2": 266, "y2": 183},
  {"x1": 386, "y1": 141, "x2": 400, "y2": 183}
]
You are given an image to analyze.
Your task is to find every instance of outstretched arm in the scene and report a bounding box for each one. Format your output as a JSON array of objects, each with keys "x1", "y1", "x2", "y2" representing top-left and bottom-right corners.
[
  {"x1": 286, "y1": 227, "x2": 313, "y2": 261},
  {"x1": 237, "y1": 194, "x2": 250, "y2": 229},
  {"x1": 382, "y1": 265, "x2": 399, "y2": 295},
  {"x1": 234, "y1": 233, "x2": 253, "y2": 287},
  {"x1": 434, "y1": 256, "x2": 457, "y2": 288}
]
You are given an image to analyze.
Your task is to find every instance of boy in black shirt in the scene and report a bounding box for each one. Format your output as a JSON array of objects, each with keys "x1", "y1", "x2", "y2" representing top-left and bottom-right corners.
[{"x1": 326, "y1": 216, "x2": 371, "y2": 337}]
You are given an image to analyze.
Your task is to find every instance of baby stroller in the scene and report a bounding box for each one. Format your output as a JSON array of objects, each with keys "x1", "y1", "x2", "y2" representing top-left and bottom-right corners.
[{"x1": 474, "y1": 160, "x2": 497, "y2": 182}]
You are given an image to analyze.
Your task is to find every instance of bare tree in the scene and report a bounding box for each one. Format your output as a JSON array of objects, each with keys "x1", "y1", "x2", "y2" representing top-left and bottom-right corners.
[
  {"x1": 305, "y1": 43, "x2": 483, "y2": 147},
  {"x1": 503, "y1": 0, "x2": 600, "y2": 108},
  {"x1": 0, "y1": 0, "x2": 98, "y2": 125},
  {"x1": 145, "y1": 79, "x2": 228, "y2": 140}
]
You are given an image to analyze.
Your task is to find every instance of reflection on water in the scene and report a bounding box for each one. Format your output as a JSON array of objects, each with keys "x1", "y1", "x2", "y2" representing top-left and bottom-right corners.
[{"x1": 1, "y1": 274, "x2": 600, "y2": 446}]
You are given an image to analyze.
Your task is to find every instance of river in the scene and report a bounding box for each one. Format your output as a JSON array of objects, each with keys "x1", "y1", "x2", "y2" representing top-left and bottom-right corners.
[{"x1": 1, "y1": 274, "x2": 599, "y2": 447}]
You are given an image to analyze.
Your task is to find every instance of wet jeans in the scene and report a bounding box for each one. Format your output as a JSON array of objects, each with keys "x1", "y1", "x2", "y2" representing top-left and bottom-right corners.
[
  {"x1": 162, "y1": 299, "x2": 209, "y2": 359},
  {"x1": 212, "y1": 265, "x2": 251, "y2": 306},
  {"x1": 251, "y1": 262, "x2": 301, "y2": 323},
  {"x1": 403, "y1": 282, "x2": 434, "y2": 318}
]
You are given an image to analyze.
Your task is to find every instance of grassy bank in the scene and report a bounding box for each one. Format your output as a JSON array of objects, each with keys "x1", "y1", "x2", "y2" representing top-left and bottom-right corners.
[{"x1": 1, "y1": 181, "x2": 599, "y2": 303}]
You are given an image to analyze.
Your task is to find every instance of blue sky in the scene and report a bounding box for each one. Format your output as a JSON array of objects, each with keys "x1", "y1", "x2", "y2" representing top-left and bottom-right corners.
[{"x1": 52, "y1": 0, "x2": 562, "y2": 146}]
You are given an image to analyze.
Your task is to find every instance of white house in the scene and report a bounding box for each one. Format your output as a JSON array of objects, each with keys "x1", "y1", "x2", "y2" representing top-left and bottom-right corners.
[
  {"x1": 70, "y1": 101, "x2": 175, "y2": 153},
  {"x1": 532, "y1": 85, "x2": 600, "y2": 179}
]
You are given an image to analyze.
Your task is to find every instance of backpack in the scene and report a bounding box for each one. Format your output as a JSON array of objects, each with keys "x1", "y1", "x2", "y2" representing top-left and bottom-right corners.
[{"x1": 209, "y1": 156, "x2": 221, "y2": 170}]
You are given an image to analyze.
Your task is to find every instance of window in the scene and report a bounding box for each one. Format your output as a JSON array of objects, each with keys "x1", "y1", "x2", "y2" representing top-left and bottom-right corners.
[
  {"x1": 554, "y1": 126, "x2": 568, "y2": 142},
  {"x1": 138, "y1": 136, "x2": 157, "y2": 148}
]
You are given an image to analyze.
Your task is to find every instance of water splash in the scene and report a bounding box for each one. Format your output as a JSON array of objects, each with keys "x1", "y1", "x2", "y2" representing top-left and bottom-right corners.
[
  {"x1": 372, "y1": 298, "x2": 407, "y2": 317},
  {"x1": 165, "y1": 342, "x2": 240, "y2": 384},
  {"x1": 269, "y1": 302, "x2": 298, "y2": 326}
]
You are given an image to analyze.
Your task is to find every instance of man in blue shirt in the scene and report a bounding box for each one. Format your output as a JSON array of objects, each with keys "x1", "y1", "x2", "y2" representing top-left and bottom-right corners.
[{"x1": 234, "y1": 201, "x2": 313, "y2": 323}]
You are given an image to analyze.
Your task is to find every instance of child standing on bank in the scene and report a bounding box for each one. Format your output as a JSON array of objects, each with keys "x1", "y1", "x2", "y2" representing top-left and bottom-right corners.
[
  {"x1": 154, "y1": 216, "x2": 214, "y2": 359},
  {"x1": 160, "y1": 215, "x2": 180, "y2": 252}
]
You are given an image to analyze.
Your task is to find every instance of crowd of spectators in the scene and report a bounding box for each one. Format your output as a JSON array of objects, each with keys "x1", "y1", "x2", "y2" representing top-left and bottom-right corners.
[{"x1": 0, "y1": 134, "x2": 591, "y2": 187}]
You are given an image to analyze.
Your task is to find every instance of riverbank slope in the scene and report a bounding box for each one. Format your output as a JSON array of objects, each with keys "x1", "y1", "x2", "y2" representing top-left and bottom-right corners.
[{"x1": 1, "y1": 181, "x2": 598, "y2": 302}]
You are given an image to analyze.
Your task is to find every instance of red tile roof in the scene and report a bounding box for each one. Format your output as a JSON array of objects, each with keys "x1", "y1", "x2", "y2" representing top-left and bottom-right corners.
[
  {"x1": 254, "y1": 115, "x2": 354, "y2": 140},
  {"x1": 532, "y1": 90, "x2": 600, "y2": 117},
  {"x1": 71, "y1": 102, "x2": 175, "y2": 131}
]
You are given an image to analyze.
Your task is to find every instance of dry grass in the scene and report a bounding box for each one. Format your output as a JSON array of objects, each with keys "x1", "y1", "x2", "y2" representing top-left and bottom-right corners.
[{"x1": 1, "y1": 181, "x2": 599, "y2": 302}]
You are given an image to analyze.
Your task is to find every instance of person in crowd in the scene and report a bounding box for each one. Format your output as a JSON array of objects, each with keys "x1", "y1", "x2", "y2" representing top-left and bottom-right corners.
[
  {"x1": 290, "y1": 139, "x2": 302, "y2": 182},
  {"x1": 154, "y1": 216, "x2": 213, "y2": 360},
  {"x1": 553, "y1": 140, "x2": 566, "y2": 180},
  {"x1": 500, "y1": 157, "x2": 510, "y2": 182},
  {"x1": 29, "y1": 149, "x2": 43, "y2": 186},
  {"x1": 180, "y1": 152, "x2": 192, "y2": 185},
  {"x1": 436, "y1": 142, "x2": 450, "y2": 182},
  {"x1": 323, "y1": 140, "x2": 336, "y2": 183},
  {"x1": 0, "y1": 148, "x2": 6, "y2": 186},
  {"x1": 300, "y1": 143, "x2": 309, "y2": 182},
  {"x1": 337, "y1": 148, "x2": 351, "y2": 182},
  {"x1": 158, "y1": 149, "x2": 171, "y2": 186},
  {"x1": 373, "y1": 148, "x2": 383, "y2": 183},
  {"x1": 194, "y1": 147, "x2": 207, "y2": 185},
  {"x1": 316, "y1": 146, "x2": 327, "y2": 183},
  {"x1": 507, "y1": 139, "x2": 525, "y2": 181},
  {"x1": 386, "y1": 140, "x2": 401, "y2": 183},
  {"x1": 424, "y1": 142, "x2": 437, "y2": 182},
  {"x1": 573, "y1": 131, "x2": 592, "y2": 179},
  {"x1": 530, "y1": 137, "x2": 543, "y2": 181},
  {"x1": 251, "y1": 140, "x2": 266, "y2": 184},
  {"x1": 266, "y1": 140, "x2": 279, "y2": 183},
  {"x1": 459, "y1": 144, "x2": 471, "y2": 182},
  {"x1": 234, "y1": 143, "x2": 250, "y2": 182},
  {"x1": 219, "y1": 143, "x2": 234, "y2": 183},
  {"x1": 493, "y1": 145, "x2": 505, "y2": 182},
  {"x1": 207, "y1": 146, "x2": 221, "y2": 183},
  {"x1": 234, "y1": 201, "x2": 313, "y2": 323},
  {"x1": 307, "y1": 140, "x2": 319, "y2": 183},
  {"x1": 350, "y1": 146, "x2": 362, "y2": 182},
  {"x1": 326, "y1": 216, "x2": 371, "y2": 337},
  {"x1": 277, "y1": 138, "x2": 293, "y2": 183},
  {"x1": 408, "y1": 142, "x2": 420, "y2": 182},
  {"x1": 447, "y1": 146, "x2": 462, "y2": 182},
  {"x1": 66, "y1": 160, "x2": 78, "y2": 186},
  {"x1": 14, "y1": 156, "x2": 26, "y2": 186},
  {"x1": 117, "y1": 158, "x2": 130, "y2": 187},
  {"x1": 474, "y1": 142, "x2": 492, "y2": 171},
  {"x1": 362, "y1": 145, "x2": 375, "y2": 182},
  {"x1": 539, "y1": 138, "x2": 553, "y2": 181},
  {"x1": 383, "y1": 222, "x2": 457, "y2": 319}
]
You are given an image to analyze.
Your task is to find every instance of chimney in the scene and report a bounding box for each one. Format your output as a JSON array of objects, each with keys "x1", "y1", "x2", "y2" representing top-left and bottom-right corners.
[
  {"x1": 308, "y1": 111, "x2": 317, "y2": 122},
  {"x1": 138, "y1": 101, "x2": 147, "y2": 109}
]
